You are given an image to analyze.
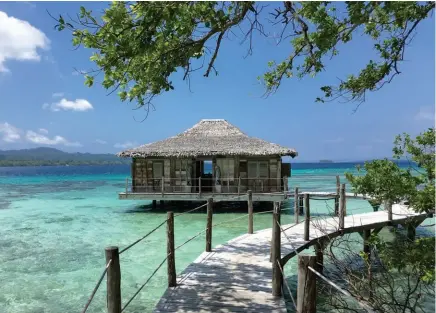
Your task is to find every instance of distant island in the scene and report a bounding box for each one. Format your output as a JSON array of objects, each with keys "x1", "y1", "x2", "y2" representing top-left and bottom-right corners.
[
  {"x1": 319, "y1": 159, "x2": 334, "y2": 163},
  {"x1": 0, "y1": 147, "x2": 130, "y2": 167}
]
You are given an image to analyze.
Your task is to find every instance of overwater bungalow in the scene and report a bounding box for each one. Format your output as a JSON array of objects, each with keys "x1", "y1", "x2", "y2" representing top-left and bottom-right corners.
[{"x1": 117, "y1": 119, "x2": 297, "y2": 202}]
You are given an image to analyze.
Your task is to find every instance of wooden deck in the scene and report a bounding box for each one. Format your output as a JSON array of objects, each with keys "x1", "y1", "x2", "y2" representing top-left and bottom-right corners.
[{"x1": 153, "y1": 204, "x2": 428, "y2": 313}]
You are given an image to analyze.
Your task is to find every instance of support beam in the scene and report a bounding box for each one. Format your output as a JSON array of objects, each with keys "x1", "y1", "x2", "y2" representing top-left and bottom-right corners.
[
  {"x1": 294, "y1": 187, "x2": 299, "y2": 224},
  {"x1": 339, "y1": 184, "x2": 346, "y2": 229},
  {"x1": 247, "y1": 190, "x2": 253, "y2": 234},
  {"x1": 105, "y1": 246, "x2": 121, "y2": 313},
  {"x1": 314, "y1": 241, "x2": 324, "y2": 274},
  {"x1": 297, "y1": 255, "x2": 317, "y2": 313},
  {"x1": 407, "y1": 223, "x2": 416, "y2": 241},
  {"x1": 335, "y1": 175, "x2": 340, "y2": 216},
  {"x1": 271, "y1": 202, "x2": 282, "y2": 297},
  {"x1": 167, "y1": 212, "x2": 176, "y2": 287},
  {"x1": 304, "y1": 194, "x2": 310, "y2": 241},
  {"x1": 206, "y1": 198, "x2": 213, "y2": 252}
]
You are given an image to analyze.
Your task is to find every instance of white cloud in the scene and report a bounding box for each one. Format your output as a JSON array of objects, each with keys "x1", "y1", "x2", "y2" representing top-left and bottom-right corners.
[
  {"x1": 38, "y1": 128, "x2": 48, "y2": 134},
  {"x1": 0, "y1": 11, "x2": 50, "y2": 72},
  {"x1": 0, "y1": 122, "x2": 21, "y2": 142},
  {"x1": 414, "y1": 106, "x2": 435, "y2": 121},
  {"x1": 43, "y1": 98, "x2": 94, "y2": 112},
  {"x1": 324, "y1": 137, "x2": 344, "y2": 144},
  {"x1": 26, "y1": 130, "x2": 82, "y2": 147},
  {"x1": 52, "y1": 92, "x2": 64, "y2": 98},
  {"x1": 114, "y1": 141, "x2": 138, "y2": 149},
  {"x1": 95, "y1": 139, "x2": 107, "y2": 144}
]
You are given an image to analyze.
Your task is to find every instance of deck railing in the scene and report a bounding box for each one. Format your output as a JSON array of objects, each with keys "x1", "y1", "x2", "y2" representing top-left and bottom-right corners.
[
  {"x1": 124, "y1": 176, "x2": 290, "y2": 194},
  {"x1": 80, "y1": 175, "x2": 399, "y2": 313}
]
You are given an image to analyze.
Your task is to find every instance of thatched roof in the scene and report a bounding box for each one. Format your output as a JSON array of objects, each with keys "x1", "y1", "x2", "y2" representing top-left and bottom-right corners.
[{"x1": 117, "y1": 119, "x2": 298, "y2": 158}]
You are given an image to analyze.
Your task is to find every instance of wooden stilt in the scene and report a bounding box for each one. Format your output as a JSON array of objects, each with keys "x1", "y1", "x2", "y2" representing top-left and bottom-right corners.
[
  {"x1": 314, "y1": 241, "x2": 324, "y2": 274},
  {"x1": 271, "y1": 202, "x2": 282, "y2": 297},
  {"x1": 407, "y1": 223, "x2": 416, "y2": 241},
  {"x1": 167, "y1": 212, "x2": 176, "y2": 287},
  {"x1": 363, "y1": 229, "x2": 372, "y2": 299},
  {"x1": 152, "y1": 200, "x2": 157, "y2": 209},
  {"x1": 335, "y1": 175, "x2": 340, "y2": 216},
  {"x1": 294, "y1": 187, "x2": 299, "y2": 224},
  {"x1": 105, "y1": 246, "x2": 121, "y2": 313},
  {"x1": 297, "y1": 255, "x2": 317, "y2": 313},
  {"x1": 206, "y1": 198, "x2": 213, "y2": 252},
  {"x1": 304, "y1": 194, "x2": 310, "y2": 241},
  {"x1": 247, "y1": 190, "x2": 253, "y2": 234}
]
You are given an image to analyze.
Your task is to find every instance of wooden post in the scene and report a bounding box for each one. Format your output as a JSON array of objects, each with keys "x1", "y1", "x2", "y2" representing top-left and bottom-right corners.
[
  {"x1": 314, "y1": 241, "x2": 324, "y2": 274},
  {"x1": 299, "y1": 196, "x2": 304, "y2": 216},
  {"x1": 339, "y1": 184, "x2": 346, "y2": 229},
  {"x1": 105, "y1": 246, "x2": 121, "y2": 313},
  {"x1": 304, "y1": 194, "x2": 310, "y2": 241},
  {"x1": 407, "y1": 223, "x2": 416, "y2": 241},
  {"x1": 152, "y1": 200, "x2": 156, "y2": 209},
  {"x1": 272, "y1": 202, "x2": 282, "y2": 297},
  {"x1": 247, "y1": 190, "x2": 253, "y2": 234},
  {"x1": 283, "y1": 176, "x2": 288, "y2": 192},
  {"x1": 363, "y1": 229, "x2": 371, "y2": 255},
  {"x1": 206, "y1": 198, "x2": 213, "y2": 252},
  {"x1": 161, "y1": 178, "x2": 164, "y2": 196},
  {"x1": 334, "y1": 175, "x2": 340, "y2": 216},
  {"x1": 167, "y1": 212, "x2": 176, "y2": 287},
  {"x1": 125, "y1": 177, "x2": 128, "y2": 193},
  {"x1": 386, "y1": 200, "x2": 392, "y2": 221},
  {"x1": 237, "y1": 176, "x2": 241, "y2": 196},
  {"x1": 294, "y1": 187, "x2": 299, "y2": 224},
  {"x1": 297, "y1": 255, "x2": 317, "y2": 313},
  {"x1": 363, "y1": 229, "x2": 372, "y2": 299},
  {"x1": 198, "y1": 177, "x2": 202, "y2": 196}
]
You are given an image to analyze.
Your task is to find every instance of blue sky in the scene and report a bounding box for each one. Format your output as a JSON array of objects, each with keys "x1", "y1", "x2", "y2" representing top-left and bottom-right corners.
[{"x1": 0, "y1": 2, "x2": 434, "y2": 161}]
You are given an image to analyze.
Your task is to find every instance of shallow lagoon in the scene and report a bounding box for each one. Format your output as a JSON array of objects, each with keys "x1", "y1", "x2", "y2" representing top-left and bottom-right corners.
[{"x1": 0, "y1": 164, "x2": 433, "y2": 313}]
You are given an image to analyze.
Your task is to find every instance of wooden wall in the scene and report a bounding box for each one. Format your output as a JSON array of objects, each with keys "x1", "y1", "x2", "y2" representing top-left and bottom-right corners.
[{"x1": 132, "y1": 156, "x2": 288, "y2": 193}]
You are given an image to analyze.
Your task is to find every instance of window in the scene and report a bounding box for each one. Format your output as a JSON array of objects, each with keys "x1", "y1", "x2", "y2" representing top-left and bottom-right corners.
[
  {"x1": 174, "y1": 159, "x2": 191, "y2": 185},
  {"x1": 216, "y1": 158, "x2": 235, "y2": 181},
  {"x1": 153, "y1": 162, "x2": 163, "y2": 179},
  {"x1": 247, "y1": 161, "x2": 268, "y2": 178}
]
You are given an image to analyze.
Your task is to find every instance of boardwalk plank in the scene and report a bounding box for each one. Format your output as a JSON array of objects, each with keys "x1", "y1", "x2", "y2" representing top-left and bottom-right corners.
[{"x1": 154, "y1": 204, "x2": 427, "y2": 313}]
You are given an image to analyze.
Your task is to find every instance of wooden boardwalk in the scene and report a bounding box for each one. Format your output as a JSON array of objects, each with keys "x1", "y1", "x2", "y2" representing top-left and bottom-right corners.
[{"x1": 153, "y1": 204, "x2": 428, "y2": 313}]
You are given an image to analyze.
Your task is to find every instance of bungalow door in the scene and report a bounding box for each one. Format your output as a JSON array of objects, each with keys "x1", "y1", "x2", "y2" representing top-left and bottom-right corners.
[
  {"x1": 152, "y1": 161, "x2": 164, "y2": 191},
  {"x1": 247, "y1": 161, "x2": 268, "y2": 192}
]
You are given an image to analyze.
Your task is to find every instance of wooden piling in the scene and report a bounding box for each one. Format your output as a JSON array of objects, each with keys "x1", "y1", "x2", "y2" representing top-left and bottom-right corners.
[
  {"x1": 206, "y1": 198, "x2": 213, "y2": 252},
  {"x1": 299, "y1": 196, "x2": 304, "y2": 216},
  {"x1": 297, "y1": 255, "x2": 317, "y2": 313},
  {"x1": 334, "y1": 175, "x2": 340, "y2": 215},
  {"x1": 248, "y1": 190, "x2": 253, "y2": 234},
  {"x1": 363, "y1": 229, "x2": 373, "y2": 299},
  {"x1": 339, "y1": 184, "x2": 346, "y2": 229},
  {"x1": 314, "y1": 241, "x2": 324, "y2": 274},
  {"x1": 363, "y1": 229, "x2": 371, "y2": 255},
  {"x1": 152, "y1": 200, "x2": 156, "y2": 209},
  {"x1": 294, "y1": 187, "x2": 299, "y2": 224},
  {"x1": 407, "y1": 223, "x2": 416, "y2": 241},
  {"x1": 385, "y1": 200, "x2": 392, "y2": 221},
  {"x1": 105, "y1": 246, "x2": 121, "y2": 313},
  {"x1": 271, "y1": 202, "x2": 282, "y2": 297},
  {"x1": 167, "y1": 212, "x2": 176, "y2": 287},
  {"x1": 304, "y1": 194, "x2": 310, "y2": 241}
]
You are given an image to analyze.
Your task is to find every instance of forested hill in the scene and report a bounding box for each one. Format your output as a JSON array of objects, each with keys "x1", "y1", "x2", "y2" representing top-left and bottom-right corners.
[{"x1": 0, "y1": 147, "x2": 130, "y2": 166}]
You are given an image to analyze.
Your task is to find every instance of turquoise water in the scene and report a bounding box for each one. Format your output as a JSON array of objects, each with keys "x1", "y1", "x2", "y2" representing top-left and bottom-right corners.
[{"x1": 0, "y1": 164, "x2": 432, "y2": 313}]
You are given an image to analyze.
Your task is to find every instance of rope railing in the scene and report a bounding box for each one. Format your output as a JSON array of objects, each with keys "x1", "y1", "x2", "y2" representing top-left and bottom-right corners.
[
  {"x1": 81, "y1": 259, "x2": 112, "y2": 313},
  {"x1": 121, "y1": 256, "x2": 168, "y2": 312},
  {"x1": 276, "y1": 259, "x2": 298, "y2": 311},
  {"x1": 119, "y1": 219, "x2": 167, "y2": 254},
  {"x1": 307, "y1": 266, "x2": 376, "y2": 313}
]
